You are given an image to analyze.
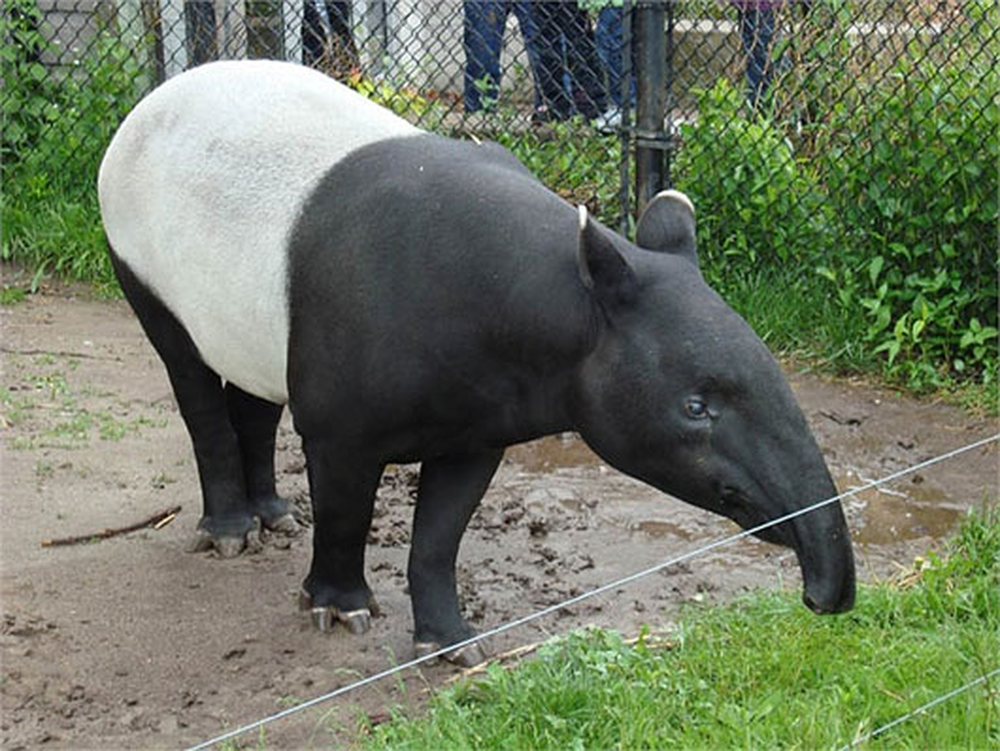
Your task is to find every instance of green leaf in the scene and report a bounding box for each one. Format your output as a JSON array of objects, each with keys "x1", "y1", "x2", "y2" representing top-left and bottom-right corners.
[
  {"x1": 868, "y1": 256, "x2": 884, "y2": 286},
  {"x1": 873, "y1": 339, "x2": 902, "y2": 366},
  {"x1": 872, "y1": 305, "x2": 891, "y2": 334},
  {"x1": 815, "y1": 266, "x2": 837, "y2": 283}
]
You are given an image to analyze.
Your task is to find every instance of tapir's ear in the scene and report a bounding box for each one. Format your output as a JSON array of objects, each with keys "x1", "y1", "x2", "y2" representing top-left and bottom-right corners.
[
  {"x1": 577, "y1": 206, "x2": 637, "y2": 308},
  {"x1": 635, "y1": 190, "x2": 699, "y2": 268}
]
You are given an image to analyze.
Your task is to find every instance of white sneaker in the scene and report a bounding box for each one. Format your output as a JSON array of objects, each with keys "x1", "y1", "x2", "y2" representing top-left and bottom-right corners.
[{"x1": 594, "y1": 107, "x2": 622, "y2": 134}]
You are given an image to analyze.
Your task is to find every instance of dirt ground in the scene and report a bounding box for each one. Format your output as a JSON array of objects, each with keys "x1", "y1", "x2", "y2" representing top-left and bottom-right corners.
[{"x1": 1, "y1": 273, "x2": 997, "y2": 750}]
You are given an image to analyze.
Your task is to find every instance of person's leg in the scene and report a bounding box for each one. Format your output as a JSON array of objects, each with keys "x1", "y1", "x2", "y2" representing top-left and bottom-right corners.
[
  {"x1": 302, "y1": 0, "x2": 324, "y2": 68},
  {"x1": 739, "y1": 5, "x2": 776, "y2": 108},
  {"x1": 513, "y1": 0, "x2": 546, "y2": 110},
  {"x1": 565, "y1": 4, "x2": 606, "y2": 118},
  {"x1": 185, "y1": 0, "x2": 217, "y2": 65},
  {"x1": 325, "y1": 1, "x2": 358, "y2": 70},
  {"x1": 531, "y1": 0, "x2": 573, "y2": 119},
  {"x1": 464, "y1": 1, "x2": 505, "y2": 111},
  {"x1": 596, "y1": 6, "x2": 623, "y2": 108}
]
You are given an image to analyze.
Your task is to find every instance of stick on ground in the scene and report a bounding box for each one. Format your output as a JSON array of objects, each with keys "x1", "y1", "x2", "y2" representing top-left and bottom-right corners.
[{"x1": 41, "y1": 505, "x2": 182, "y2": 547}]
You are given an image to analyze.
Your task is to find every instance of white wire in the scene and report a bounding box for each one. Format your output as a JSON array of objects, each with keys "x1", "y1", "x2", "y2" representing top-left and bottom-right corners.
[
  {"x1": 186, "y1": 432, "x2": 999, "y2": 751},
  {"x1": 839, "y1": 666, "x2": 1000, "y2": 750}
]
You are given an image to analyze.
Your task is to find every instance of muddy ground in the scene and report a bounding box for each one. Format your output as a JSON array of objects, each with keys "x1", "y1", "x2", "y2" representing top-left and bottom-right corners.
[{"x1": 1, "y1": 274, "x2": 997, "y2": 750}]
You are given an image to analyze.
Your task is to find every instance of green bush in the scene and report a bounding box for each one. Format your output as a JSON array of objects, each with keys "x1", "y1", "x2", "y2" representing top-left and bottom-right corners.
[
  {"x1": 495, "y1": 122, "x2": 623, "y2": 229},
  {"x1": 672, "y1": 78, "x2": 831, "y2": 291},
  {"x1": 1, "y1": 0, "x2": 58, "y2": 167},
  {"x1": 816, "y1": 37, "x2": 998, "y2": 389},
  {"x1": 1, "y1": 0, "x2": 148, "y2": 285},
  {"x1": 671, "y1": 15, "x2": 997, "y2": 393}
]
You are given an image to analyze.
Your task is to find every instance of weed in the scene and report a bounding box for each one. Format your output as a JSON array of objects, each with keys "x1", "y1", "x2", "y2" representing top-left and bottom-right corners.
[
  {"x1": 673, "y1": 62, "x2": 996, "y2": 405},
  {"x1": 0, "y1": 286, "x2": 26, "y2": 305},
  {"x1": 150, "y1": 471, "x2": 177, "y2": 489},
  {"x1": 29, "y1": 372, "x2": 70, "y2": 401},
  {"x1": 1, "y1": 388, "x2": 34, "y2": 426},
  {"x1": 34, "y1": 459, "x2": 55, "y2": 491},
  {"x1": 46, "y1": 411, "x2": 93, "y2": 444}
]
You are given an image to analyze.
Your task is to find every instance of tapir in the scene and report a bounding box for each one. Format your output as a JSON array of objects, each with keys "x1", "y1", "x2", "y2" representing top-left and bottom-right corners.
[{"x1": 98, "y1": 60, "x2": 854, "y2": 666}]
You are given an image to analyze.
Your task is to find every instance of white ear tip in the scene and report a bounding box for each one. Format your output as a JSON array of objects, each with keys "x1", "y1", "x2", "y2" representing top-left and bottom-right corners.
[
  {"x1": 656, "y1": 189, "x2": 695, "y2": 217},
  {"x1": 578, "y1": 204, "x2": 588, "y2": 231}
]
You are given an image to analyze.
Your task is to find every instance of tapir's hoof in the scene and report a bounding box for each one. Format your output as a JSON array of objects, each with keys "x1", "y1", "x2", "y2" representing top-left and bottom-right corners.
[
  {"x1": 265, "y1": 512, "x2": 302, "y2": 536},
  {"x1": 214, "y1": 536, "x2": 246, "y2": 558},
  {"x1": 414, "y1": 639, "x2": 488, "y2": 668},
  {"x1": 298, "y1": 590, "x2": 377, "y2": 634},
  {"x1": 187, "y1": 518, "x2": 262, "y2": 557}
]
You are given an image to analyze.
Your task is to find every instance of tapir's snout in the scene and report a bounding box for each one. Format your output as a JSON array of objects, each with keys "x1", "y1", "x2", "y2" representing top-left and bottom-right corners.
[
  {"x1": 723, "y1": 482, "x2": 856, "y2": 615},
  {"x1": 798, "y1": 518, "x2": 856, "y2": 614},
  {"x1": 716, "y1": 443, "x2": 856, "y2": 615},
  {"x1": 791, "y1": 483, "x2": 856, "y2": 615}
]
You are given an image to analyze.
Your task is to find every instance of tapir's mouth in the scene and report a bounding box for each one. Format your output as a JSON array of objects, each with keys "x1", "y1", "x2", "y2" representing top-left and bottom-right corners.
[
  {"x1": 720, "y1": 487, "x2": 855, "y2": 615},
  {"x1": 720, "y1": 487, "x2": 795, "y2": 547}
]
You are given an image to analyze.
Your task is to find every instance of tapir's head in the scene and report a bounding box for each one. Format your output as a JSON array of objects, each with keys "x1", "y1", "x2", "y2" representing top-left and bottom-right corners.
[{"x1": 572, "y1": 191, "x2": 854, "y2": 614}]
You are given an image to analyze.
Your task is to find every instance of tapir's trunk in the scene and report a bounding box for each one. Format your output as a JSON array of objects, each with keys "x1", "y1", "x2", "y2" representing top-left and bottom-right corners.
[
  {"x1": 742, "y1": 427, "x2": 856, "y2": 615},
  {"x1": 792, "y1": 489, "x2": 855, "y2": 614},
  {"x1": 782, "y1": 465, "x2": 855, "y2": 614}
]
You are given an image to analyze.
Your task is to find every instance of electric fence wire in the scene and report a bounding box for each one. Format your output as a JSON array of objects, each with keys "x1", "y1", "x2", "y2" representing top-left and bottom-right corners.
[
  {"x1": 187, "y1": 432, "x2": 999, "y2": 751},
  {"x1": 840, "y1": 666, "x2": 1000, "y2": 750}
]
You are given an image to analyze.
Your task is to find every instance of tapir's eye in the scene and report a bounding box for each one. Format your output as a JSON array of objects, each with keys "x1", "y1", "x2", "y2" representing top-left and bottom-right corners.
[{"x1": 685, "y1": 397, "x2": 709, "y2": 420}]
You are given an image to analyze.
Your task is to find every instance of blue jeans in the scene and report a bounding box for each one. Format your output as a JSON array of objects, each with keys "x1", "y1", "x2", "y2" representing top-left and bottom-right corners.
[
  {"x1": 463, "y1": 1, "x2": 542, "y2": 112},
  {"x1": 737, "y1": 5, "x2": 777, "y2": 107},
  {"x1": 303, "y1": 1, "x2": 355, "y2": 70},
  {"x1": 533, "y1": 1, "x2": 606, "y2": 119},
  {"x1": 595, "y1": 6, "x2": 635, "y2": 109}
]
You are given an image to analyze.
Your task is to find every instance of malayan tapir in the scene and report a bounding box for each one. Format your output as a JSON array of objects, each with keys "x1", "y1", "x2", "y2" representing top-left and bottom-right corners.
[{"x1": 98, "y1": 59, "x2": 854, "y2": 666}]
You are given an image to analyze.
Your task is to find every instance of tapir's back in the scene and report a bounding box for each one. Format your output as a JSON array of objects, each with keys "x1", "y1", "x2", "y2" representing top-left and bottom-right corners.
[{"x1": 98, "y1": 60, "x2": 417, "y2": 403}]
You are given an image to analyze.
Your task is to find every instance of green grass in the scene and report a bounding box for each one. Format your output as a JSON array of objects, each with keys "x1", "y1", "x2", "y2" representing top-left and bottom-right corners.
[
  {"x1": 709, "y1": 266, "x2": 870, "y2": 371},
  {"x1": 363, "y1": 509, "x2": 1000, "y2": 750},
  {"x1": 2, "y1": 190, "x2": 116, "y2": 288}
]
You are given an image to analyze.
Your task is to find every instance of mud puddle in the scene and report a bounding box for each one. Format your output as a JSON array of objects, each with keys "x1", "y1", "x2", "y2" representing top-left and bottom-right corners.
[
  {"x1": 1, "y1": 276, "x2": 996, "y2": 749},
  {"x1": 508, "y1": 435, "x2": 970, "y2": 549}
]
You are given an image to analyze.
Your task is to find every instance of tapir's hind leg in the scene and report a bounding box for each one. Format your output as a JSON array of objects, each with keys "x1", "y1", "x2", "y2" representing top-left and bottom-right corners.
[
  {"x1": 298, "y1": 436, "x2": 384, "y2": 635},
  {"x1": 110, "y1": 248, "x2": 264, "y2": 557},
  {"x1": 409, "y1": 449, "x2": 503, "y2": 667},
  {"x1": 224, "y1": 384, "x2": 301, "y2": 534}
]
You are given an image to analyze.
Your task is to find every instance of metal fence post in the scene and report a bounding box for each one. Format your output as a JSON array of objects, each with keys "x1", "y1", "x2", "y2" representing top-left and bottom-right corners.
[
  {"x1": 663, "y1": 0, "x2": 675, "y2": 189},
  {"x1": 618, "y1": 0, "x2": 633, "y2": 236},
  {"x1": 633, "y1": 0, "x2": 666, "y2": 216}
]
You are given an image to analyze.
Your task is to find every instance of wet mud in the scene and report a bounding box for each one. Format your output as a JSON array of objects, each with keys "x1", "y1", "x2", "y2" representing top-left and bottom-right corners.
[{"x1": 1, "y1": 277, "x2": 996, "y2": 748}]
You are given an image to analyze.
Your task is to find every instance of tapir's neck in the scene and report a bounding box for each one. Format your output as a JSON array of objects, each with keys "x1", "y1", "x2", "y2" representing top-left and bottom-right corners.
[{"x1": 288, "y1": 135, "x2": 604, "y2": 459}]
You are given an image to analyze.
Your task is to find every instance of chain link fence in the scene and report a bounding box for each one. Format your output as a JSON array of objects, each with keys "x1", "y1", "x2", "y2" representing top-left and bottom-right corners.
[{"x1": 3, "y1": 1, "x2": 997, "y2": 382}]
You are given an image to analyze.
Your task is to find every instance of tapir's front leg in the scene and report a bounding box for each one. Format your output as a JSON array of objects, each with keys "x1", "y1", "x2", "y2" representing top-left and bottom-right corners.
[
  {"x1": 410, "y1": 449, "x2": 503, "y2": 667},
  {"x1": 300, "y1": 436, "x2": 384, "y2": 634}
]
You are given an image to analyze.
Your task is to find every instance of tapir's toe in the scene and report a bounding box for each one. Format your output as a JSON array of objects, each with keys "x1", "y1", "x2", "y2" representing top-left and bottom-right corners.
[
  {"x1": 187, "y1": 517, "x2": 262, "y2": 557},
  {"x1": 305, "y1": 605, "x2": 373, "y2": 634},
  {"x1": 265, "y1": 512, "x2": 303, "y2": 536},
  {"x1": 299, "y1": 589, "x2": 377, "y2": 635},
  {"x1": 186, "y1": 528, "x2": 216, "y2": 554},
  {"x1": 215, "y1": 536, "x2": 246, "y2": 558},
  {"x1": 414, "y1": 639, "x2": 489, "y2": 668}
]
